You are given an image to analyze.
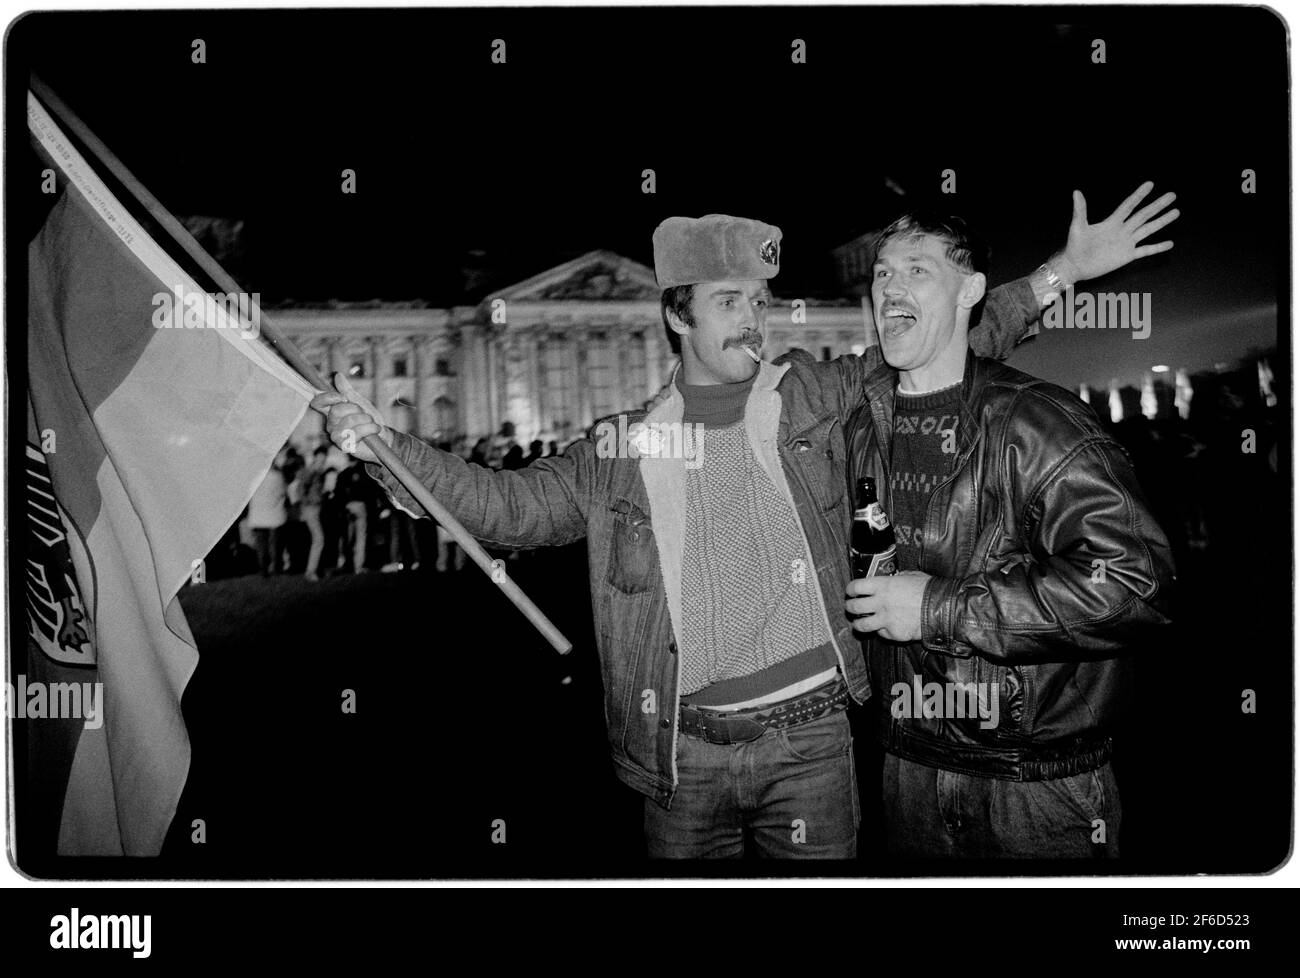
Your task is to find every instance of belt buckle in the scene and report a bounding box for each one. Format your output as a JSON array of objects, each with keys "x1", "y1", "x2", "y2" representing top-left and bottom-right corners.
[
  {"x1": 693, "y1": 709, "x2": 765, "y2": 745},
  {"x1": 716, "y1": 713, "x2": 766, "y2": 745},
  {"x1": 699, "y1": 711, "x2": 733, "y2": 745},
  {"x1": 682, "y1": 707, "x2": 722, "y2": 744}
]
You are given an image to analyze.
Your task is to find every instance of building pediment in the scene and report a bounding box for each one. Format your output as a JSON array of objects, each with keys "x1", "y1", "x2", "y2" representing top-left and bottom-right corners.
[{"x1": 487, "y1": 250, "x2": 661, "y2": 303}]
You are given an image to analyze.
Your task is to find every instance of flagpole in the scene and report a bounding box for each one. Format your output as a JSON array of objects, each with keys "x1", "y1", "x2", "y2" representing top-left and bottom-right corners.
[{"x1": 29, "y1": 74, "x2": 573, "y2": 656}]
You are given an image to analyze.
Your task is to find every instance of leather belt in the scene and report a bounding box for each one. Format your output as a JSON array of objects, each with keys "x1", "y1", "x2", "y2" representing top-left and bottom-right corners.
[{"x1": 679, "y1": 679, "x2": 850, "y2": 746}]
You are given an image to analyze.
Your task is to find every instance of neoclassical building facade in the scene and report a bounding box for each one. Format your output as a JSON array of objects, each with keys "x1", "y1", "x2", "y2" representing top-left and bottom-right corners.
[{"x1": 279, "y1": 251, "x2": 873, "y2": 450}]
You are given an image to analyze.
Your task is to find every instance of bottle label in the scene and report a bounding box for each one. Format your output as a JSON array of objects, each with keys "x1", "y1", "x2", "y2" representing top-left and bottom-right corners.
[
  {"x1": 864, "y1": 502, "x2": 891, "y2": 531},
  {"x1": 854, "y1": 545, "x2": 897, "y2": 578},
  {"x1": 865, "y1": 545, "x2": 896, "y2": 577}
]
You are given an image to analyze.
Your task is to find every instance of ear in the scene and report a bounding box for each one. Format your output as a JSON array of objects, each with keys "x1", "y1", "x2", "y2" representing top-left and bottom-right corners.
[
  {"x1": 665, "y1": 309, "x2": 691, "y2": 338},
  {"x1": 957, "y1": 272, "x2": 986, "y2": 310}
]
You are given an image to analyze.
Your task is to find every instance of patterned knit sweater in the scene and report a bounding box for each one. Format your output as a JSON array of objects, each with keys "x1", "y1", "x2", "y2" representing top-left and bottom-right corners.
[
  {"x1": 885, "y1": 381, "x2": 964, "y2": 673},
  {"x1": 890, "y1": 382, "x2": 963, "y2": 571},
  {"x1": 677, "y1": 373, "x2": 836, "y2": 706}
]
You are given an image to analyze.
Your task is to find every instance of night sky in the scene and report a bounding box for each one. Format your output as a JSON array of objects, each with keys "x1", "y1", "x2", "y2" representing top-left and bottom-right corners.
[{"x1": 8, "y1": 6, "x2": 1287, "y2": 390}]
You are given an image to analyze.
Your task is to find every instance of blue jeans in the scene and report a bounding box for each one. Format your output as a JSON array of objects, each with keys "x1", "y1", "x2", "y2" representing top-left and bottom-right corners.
[
  {"x1": 882, "y1": 752, "x2": 1121, "y2": 859},
  {"x1": 644, "y1": 709, "x2": 859, "y2": 859}
]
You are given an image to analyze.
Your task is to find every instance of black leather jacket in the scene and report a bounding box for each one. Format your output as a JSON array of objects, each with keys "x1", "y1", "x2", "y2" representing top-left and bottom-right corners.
[{"x1": 846, "y1": 352, "x2": 1176, "y2": 780}]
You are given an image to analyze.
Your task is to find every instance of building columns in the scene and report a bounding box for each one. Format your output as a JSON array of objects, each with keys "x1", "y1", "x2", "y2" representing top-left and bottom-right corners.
[
  {"x1": 615, "y1": 330, "x2": 630, "y2": 406},
  {"x1": 574, "y1": 331, "x2": 591, "y2": 430},
  {"x1": 536, "y1": 334, "x2": 550, "y2": 439},
  {"x1": 528, "y1": 329, "x2": 543, "y2": 443},
  {"x1": 411, "y1": 335, "x2": 423, "y2": 436}
]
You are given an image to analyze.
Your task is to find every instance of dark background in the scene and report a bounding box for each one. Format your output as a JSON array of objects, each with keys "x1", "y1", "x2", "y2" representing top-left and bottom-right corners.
[
  {"x1": 6, "y1": 6, "x2": 1290, "y2": 878},
  {"x1": 8, "y1": 5, "x2": 1286, "y2": 387}
]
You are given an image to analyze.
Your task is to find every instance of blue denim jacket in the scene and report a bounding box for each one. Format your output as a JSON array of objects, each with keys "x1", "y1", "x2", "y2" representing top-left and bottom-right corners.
[{"x1": 367, "y1": 279, "x2": 1041, "y2": 807}]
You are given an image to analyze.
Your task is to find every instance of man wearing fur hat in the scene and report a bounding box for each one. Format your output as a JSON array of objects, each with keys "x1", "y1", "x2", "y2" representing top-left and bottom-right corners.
[{"x1": 311, "y1": 191, "x2": 1172, "y2": 859}]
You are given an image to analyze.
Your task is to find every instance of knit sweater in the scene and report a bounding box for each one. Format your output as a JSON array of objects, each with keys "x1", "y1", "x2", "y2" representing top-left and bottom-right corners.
[
  {"x1": 890, "y1": 382, "x2": 963, "y2": 571},
  {"x1": 677, "y1": 372, "x2": 837, "y2": 706}
]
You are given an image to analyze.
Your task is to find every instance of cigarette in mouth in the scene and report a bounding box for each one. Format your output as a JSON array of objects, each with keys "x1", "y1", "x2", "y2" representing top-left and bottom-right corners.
[{"x1": 742, "y1": 346, "x2": 761, "y2": 363}]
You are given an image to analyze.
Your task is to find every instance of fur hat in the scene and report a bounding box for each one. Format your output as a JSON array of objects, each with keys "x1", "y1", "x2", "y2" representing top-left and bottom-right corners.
[{"x1": 652, "y1": 214, "x2": 782, "y2": 288}]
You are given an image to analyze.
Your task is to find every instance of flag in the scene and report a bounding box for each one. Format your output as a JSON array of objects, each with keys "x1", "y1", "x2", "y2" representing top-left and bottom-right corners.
[{"x1": 21, "y1": 90, "x2": 315, "y2": 856}]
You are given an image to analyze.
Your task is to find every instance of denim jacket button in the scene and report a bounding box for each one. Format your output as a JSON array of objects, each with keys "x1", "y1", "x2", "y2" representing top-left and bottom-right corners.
[
  {"x1": 668, "y1": 640, "x2": 678, "y2": 655},
  {"x1": 660, "y1": 718, "x2": 671, "y2": 728}
]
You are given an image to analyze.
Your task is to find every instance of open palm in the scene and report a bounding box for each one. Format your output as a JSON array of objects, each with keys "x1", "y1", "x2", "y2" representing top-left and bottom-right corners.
[{"x1": 1061, "y1": 181, "x2": 1179, "y2": 282}]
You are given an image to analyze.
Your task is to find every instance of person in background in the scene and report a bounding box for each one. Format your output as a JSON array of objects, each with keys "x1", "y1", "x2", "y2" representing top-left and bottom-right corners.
[
  {"x1": 320, "y1": 449, "x2": 343, "y2": 574},
  {"x1": 451, "y1": 436, "x2": 474, "y2": 462},
  {"x1": 299, "y1": 446, "x2": 330, "y2": 581},
  {"x1": 248, "y1": 449, "x2": 289, "y2": 576},
  {"x1": 280, "y1": 446, "x2": 304, "y2": 487},
  {"x1": 434, "y1": 525, "x2": 467, "y2": 573},
  {"x1": 334, "y1": 456, "x2": 374, "y2": 573},
  {"x1": 281, "y1": 446, "x2": 306, "y2": 572},
  {"x1": 524, "y1": 440, "x2": 545, "y2": 466},
  {"x1": 487, "y1": 421, "x2": 517, "y2": 470},
  {"x1": 470, "y1": 437, "x2": 490, "y2": 468},
  {"x1": 381, "y1": 462, "x2": 423, "y2": 574}
]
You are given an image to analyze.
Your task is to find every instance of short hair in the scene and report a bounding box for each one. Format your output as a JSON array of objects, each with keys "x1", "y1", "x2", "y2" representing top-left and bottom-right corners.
[
  {"x1": 873, "y1": 211, "x2": 990, "y2": 277},
  {"x1": 660, "y1": 284, "x2": 696, "y2": 356}
]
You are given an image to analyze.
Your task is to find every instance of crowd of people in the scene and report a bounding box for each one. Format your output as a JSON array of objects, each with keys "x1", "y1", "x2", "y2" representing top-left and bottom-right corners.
[
  {"x1": 1104, "y1": 371, "x2": 1282, "y2": 575},
  {"x1": 205, "y1": 421, "x2": 565, "y2": 582}
]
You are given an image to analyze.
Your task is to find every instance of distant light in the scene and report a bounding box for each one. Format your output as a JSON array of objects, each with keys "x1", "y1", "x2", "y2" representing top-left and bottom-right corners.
[
  {"x1": 1151, "y1": 364, "x2": 1170, "y2": 374},
  {"x1": 1214, "y1": 362, "x2": 1229, "y2": 372},
  {"x1": 348, "y1": 364, "x2": 363, "y2": 376},
  {"x1": 1175, "y1": 369, "x2": 1193, "y2": 420},
  {"x1": 1259, "y1": 358, "x2": 1278, "y2": 408},
  {"x1": 1141, "y1": 374, "x2": 1158, "y2": 420}
]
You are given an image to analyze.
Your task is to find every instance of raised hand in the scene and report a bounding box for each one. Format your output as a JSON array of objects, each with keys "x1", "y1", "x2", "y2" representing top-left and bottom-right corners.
[{"x1": 1057, "y1": 181, "x2": 1179, "y2": 284}]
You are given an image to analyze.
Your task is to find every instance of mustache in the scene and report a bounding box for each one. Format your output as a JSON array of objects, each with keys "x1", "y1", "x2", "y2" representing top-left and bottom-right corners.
[{"x1": 723, "y1": 332, "x2": 763, "y2": 349}]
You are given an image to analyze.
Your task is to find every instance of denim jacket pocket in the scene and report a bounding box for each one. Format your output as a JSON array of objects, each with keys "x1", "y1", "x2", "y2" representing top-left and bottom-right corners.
[
  {"x1": 606, "y1": 498, "x2": 658, "y2": 595},
  {"x1": 785, "y1": 415, "x2": 846, "y2": 512}
]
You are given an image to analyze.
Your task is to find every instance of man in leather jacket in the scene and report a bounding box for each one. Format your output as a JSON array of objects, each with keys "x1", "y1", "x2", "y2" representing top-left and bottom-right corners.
[{"x1": 844, "y1": 209, "x2": 1177, "y2": 860}]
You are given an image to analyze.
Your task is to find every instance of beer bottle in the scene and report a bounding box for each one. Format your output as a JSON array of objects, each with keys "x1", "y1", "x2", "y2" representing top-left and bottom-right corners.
[{"x1": 851, "y1": 477, "x2": 897, "y2": 578}]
